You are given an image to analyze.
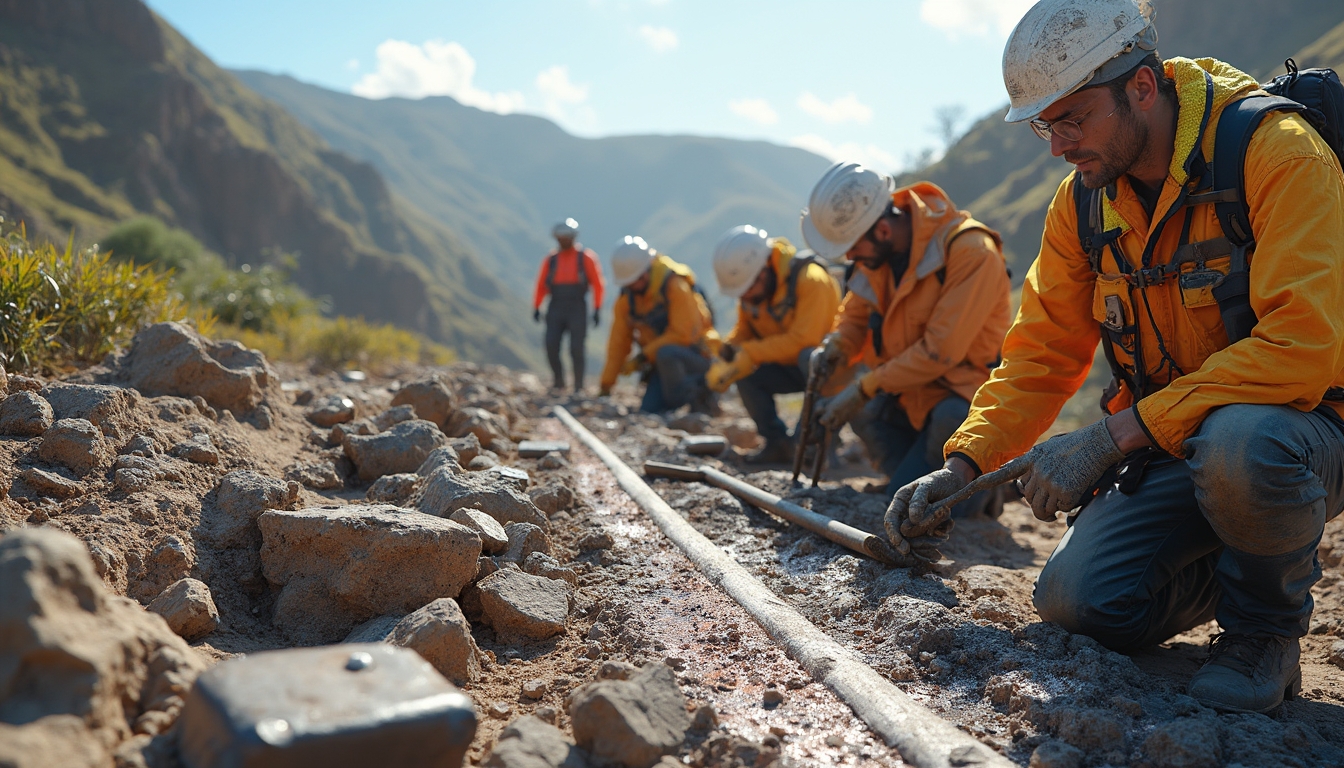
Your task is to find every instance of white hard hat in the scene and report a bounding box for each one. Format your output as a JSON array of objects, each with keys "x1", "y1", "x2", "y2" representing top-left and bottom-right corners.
[
  {"x1": 712, "y1": 225, "x2": 773, "y2": 298},
  {"x1": 800, "y1": 161, "x2": 896, "y2": 259},
  {"x1": 552, "y1": 218, "x2": 579, "y2": 239},
  {"x1": 1002, "y1": 0, "x2": 1158, "y2": 123},
  {"x1": 610, "y1": 236, "x2": 655, "y2": 287}
]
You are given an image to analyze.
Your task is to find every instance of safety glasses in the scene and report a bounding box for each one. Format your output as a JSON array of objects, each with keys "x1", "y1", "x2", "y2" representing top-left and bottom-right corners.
[{"x1": 1029, "y1": 105, "x2": 1119, "y2": 142}]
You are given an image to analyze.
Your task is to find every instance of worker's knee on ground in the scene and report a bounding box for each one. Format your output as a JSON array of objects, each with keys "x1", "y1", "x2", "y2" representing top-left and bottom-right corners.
[
  {"x1": 1033, "y1": 565, "x2": 1154, "y2": 653},
  {"x1": 1187, "y1": 404, "x2": 1326, "y2": 555}
]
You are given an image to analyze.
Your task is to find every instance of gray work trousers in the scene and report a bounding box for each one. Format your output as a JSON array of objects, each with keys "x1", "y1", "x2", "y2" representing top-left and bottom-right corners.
[
  {"x1": 1033, "y1": 404, "x2": 1344, "y2": 652},
  {"x1": 544, "y1": 284, "x2": 588, "y2": 390},
  {"x1": 641, "y1": 344, "x2": 712, "y2": 414}
]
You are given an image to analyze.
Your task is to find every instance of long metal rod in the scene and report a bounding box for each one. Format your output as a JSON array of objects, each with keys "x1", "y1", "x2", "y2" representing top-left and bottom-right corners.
[
  {"x1": 643, "y1": 461, "x2": 903, "y2": 565},
  {"x1": 552, "y1": 406, "x2": 1013, "y2": 768}
]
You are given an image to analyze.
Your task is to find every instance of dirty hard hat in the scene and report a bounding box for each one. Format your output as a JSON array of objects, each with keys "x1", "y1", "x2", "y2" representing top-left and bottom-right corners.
[
  {"x1": 610, "y1": 236, "x2": 655, "y2": 287},
  {"x1": 1002, "y1": 0, "x2": 1158, "y2": 123},
  {"x1": 552, "y1": 218, "x2": 579, "y2": 239},
  {"x1": 800, "y1": 161, "x2": 896, "y2": 260},
  {"x1": 713, "y1": 225, "x2": 773, "y2": 298}
]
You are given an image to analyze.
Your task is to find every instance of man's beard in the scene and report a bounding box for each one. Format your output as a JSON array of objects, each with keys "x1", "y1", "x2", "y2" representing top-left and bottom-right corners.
[
  {"x1": 1067, "y1": 108, "x2": 1149, "y2": 190},
  {"x1": 859, "y1": 237, "x2": 911, "y2": 277}
]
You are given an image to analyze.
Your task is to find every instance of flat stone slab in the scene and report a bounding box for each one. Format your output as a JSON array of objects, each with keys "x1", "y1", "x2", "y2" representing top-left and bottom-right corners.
[
  {"x1": 681, "y1": 435, "x2": 728, "y2": 456},
  {"x1": 518, "y1": 440, "x2": 571, "y2": 458}
]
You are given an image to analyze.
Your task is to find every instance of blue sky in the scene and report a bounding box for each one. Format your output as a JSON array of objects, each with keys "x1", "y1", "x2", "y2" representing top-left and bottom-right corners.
[{"x1": 145, "y1": 0, "x2": 1037, "y2": 174}]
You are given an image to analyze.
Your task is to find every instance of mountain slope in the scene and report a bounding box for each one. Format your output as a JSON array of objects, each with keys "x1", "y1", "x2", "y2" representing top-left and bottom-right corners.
[
  {"x1": 0, "y1": 0, "x2": 539, "y2": 368},
  {"x1": 233, "y1": 71, "x2": 832, "y2": 314},
  {"x1": 902, "y1": 0, "x2": 1344, "y2": 277}
]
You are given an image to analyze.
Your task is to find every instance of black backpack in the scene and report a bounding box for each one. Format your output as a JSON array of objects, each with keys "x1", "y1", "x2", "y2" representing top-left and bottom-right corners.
[{"x1": 1075, "y1": 59, "x2": 1344, "y2": 401}]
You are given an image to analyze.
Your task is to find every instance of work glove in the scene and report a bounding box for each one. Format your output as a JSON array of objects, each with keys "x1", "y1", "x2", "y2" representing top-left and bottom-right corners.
[
  {"x1": 720, "y1": 344, "x2": 738, "y2": 362},
  {"x1": 592, "y1": 309, "x2": 601, "y2": 327},
  {"x1": 818, "y1": 332, "x2": 846, "y2": 369},
  {"x1": 885, "y1": 468, "x2": 965, "y2": 561},
  {"x1": 816, "y1": 380, "x2": 869, "y2": 430},
  {"x1": 620, "y1": 353, "x2": 648, "y2": 377},
  {"x1": 705, "y1": 356, "x2": 754, "y2": 393},
  {"x1": 1017, "y1": 419, "x2": 1125, "y2": 521},
  {"x1": 533, "y1": 308, "x2": 541, "y2": 324}
]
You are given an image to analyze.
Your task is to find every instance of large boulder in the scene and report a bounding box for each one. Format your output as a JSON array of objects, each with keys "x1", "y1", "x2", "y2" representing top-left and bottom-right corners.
[
  {"x1": 117, "y1": 322, "x2": 275, "y2": 413},
  {"x1": 388, "y1": 598, "x2": 483, "y2": 686},
  {"x1": 476, "y1": 568, "x2": 570, "y2": 641},
  {"x1": 40, "y1": 383, "x2": 140, "y2": 441},
  {"x1": 569, "y1": 664, "x2": 691, "y2": 768},
  {"x1": 0, "y1": 529, "x2": 206, "y2": 764},
  {"x1": 392, "y1": 376, "x2": 456, "y2": 429},
  {"x1": 258, "y1": 505, "x2": 482, "y2": 644},
  {"x1": 344, "y1": 419, "x2": 448, "y2": 483},
  {"x1": 418, "y1": 467, "x2": 549, "y2": 530},
  {"x1": 37, "y1": 418, "x2": 113, "y2": 477},
  {"x1": 203, "y1": 470, "x2": 301, "y2": 548},
  {"x1": 0, "y1": 391, "x2": 53, "y2": 437}
]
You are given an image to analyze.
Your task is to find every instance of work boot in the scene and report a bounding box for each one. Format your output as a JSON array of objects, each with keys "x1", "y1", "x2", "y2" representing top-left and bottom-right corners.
[
  {"x1": 745, "y1": 438, "x2": 795, "y2": 465},
  {"x1": 690, "y1": 387, "x2": 721, "y2": 417},
  {"x1": 1188, "y1": 632, "x2": 1301, "y2": 714}
]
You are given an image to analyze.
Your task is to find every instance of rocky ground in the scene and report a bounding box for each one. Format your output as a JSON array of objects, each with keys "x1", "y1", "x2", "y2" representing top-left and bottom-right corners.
[{"x1": 1, "y1": 322, "x2": 1342, "y2": 768}]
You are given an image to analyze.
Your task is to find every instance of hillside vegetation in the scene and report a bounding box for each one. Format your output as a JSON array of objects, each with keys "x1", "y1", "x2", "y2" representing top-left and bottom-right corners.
[{"x1": 0, "y1": 0, "x2": 539, "y2": 368}]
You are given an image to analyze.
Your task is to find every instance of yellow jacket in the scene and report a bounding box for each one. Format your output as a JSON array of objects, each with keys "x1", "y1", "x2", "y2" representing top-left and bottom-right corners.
[
  {"x1": 833, "y1": 182, "x2": 1012, "y2": 430},
  {"x1": 600, "y1": 253, "x2": 719, "y2": 389},
  {"x1": 725, "y1": 238, "x2": 841, "y2": 374},
  {"x1": 948, "y1": 57, "x2": 1344, "y2": 472}
]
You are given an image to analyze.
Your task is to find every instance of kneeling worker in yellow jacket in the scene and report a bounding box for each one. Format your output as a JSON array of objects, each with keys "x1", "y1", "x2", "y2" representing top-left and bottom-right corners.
[
  {"x1": 707, "y1": 225, "x2": 841, "y2": 464},
  {"x1": 599, "y1": 236, "x2": 720, "y2": 414}
]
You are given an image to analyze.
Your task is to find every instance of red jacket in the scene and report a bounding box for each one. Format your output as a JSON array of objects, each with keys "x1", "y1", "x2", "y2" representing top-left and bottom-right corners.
[{"x1": 533, "y1": 247, "x2": 605, "y2": 309}]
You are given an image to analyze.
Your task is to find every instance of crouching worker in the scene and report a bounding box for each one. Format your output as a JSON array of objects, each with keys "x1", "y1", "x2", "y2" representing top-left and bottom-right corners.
[
  {"x1": 707, "y1": 225, "x2": 841, "y2": 464},
  {"x1": 803, "y1": 163, "x2": 1011, "y2": 510},
  {"x1": 599, "y1": 236, "x2": 720, "y2": 414}
]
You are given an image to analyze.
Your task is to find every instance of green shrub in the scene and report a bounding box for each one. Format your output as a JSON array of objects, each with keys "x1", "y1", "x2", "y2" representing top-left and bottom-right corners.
[
  {"x1": 216, "y1": 314, "x2": 454, "y2": 374},
  {"x1": 103, "y1": 216, "x2": 210, "y2": 273}
]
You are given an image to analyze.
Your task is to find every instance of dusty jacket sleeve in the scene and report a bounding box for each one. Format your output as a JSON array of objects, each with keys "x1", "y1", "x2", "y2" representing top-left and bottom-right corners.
[
  {"x1": 641, "y1": 277, "x2": 699, "y2": 362},
  {"x1": 945, "y1": 181, "x2": 1101, "y2": 473},
  {"x1": 1136, "y1": 130, "x2": 1344, "y2": 455},
  {"x1": 832, "y1": 288, "x2": 876, "y2": 362},
  {"x1": 600, "y1": 295, "x2": 635, "y2": 389},
  {"x1": 584, "y1": 250, "x2": 606, "y2": 309},
  {"x1": 726, "y1": 306, "x2": 757, "y2": 347},
  {"x1": 739, "y1": 264, "x2": 839, "y2": 366},
  {"x1": 862, "y1": 232, "x2": 1010, "y2": 396},
  {"x1": 533, "y1": 258, "x2": 551, "y2": 310}
]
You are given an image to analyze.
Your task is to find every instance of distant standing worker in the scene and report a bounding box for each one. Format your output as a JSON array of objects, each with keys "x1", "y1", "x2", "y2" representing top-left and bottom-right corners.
[
  {"x1": 708, "y1": 225, "x2": 841, "y2": 463},
  {"x1": 533, "y1": 218, "x2": 605, "y2": 392},
  {"x1": 600, "y1": 236, "x2": 720, "y2": 414}
]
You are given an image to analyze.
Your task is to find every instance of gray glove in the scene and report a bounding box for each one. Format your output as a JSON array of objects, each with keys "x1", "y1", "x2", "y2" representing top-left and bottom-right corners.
[
  {"x1": 819, "y1": 332, "x2": 845, "y2": 368},
  {"x1": 816, "y1": 380, "x2": 869, "y2": 430},
  {"x1": 1018, "y1": 419, "x2": 1124, "y2": 521},
  {"x1": 885, "y1": 468, "x2": 965, "y2": 561}
]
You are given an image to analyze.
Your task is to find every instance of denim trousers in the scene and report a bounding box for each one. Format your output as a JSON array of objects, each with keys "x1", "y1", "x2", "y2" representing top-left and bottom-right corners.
[
  {"x1": 734, "y1": 349, "x2": 812, "y2": 442},
  {"x1": 640, "y1": 345, "x2": 711, "y2": 414},
  {"x1": 1033, "y1": 404, "x2": 1344, "y2": 652}
]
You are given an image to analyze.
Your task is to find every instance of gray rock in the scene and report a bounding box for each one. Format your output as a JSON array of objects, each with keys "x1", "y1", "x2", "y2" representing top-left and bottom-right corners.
[
  {"x1": 205, "y1": 470, "x2": 301, "y2": 548},
  {"x1": 446, "y1": 407, "x2": 510, "y2": 449},
  {"x1": 0, "y1": 391, "x2": 53, "y2": 437},
  {"x1": 114, "y1": 467, "x2": 156, "y2": 494},
  {"x1": 417, "y1": 445, "x2": 463, "y2": 477},
  {"x1": 1330, "y1": 639, "x2": 1344, "y2": 668},
  {"x1": 1029, "y1": 740, "x2": 1084, "y2": 768},
  {"x1": 118, "y1": 321, "x2": 274, "y2": 413},
  {"x1": 537, "y1": 452, "x2": 568, "y2": 470},
  {"x1": 1055, "y1": 707, "x2": 1126, "y2": 753},
  {"x1": 489, "y1": 465, "x2": 529, "y2": 490},
  {"x1": 307, "y1": 394, "x2": 356, "y2": 427},
  {"x1": 147, "y1": 578, "x2": 220, "y2": 641},
  {"x1": 873, "y1": 595, "x2": 956, "y2": 654},
  {"x1": 391, "y1": 376, "x2": 456, "y2": 429},
  {"x1": 418, "y1": 467, "x2": 549, "y2": 530},
  {"x1": 388, "y1": 598, "x2": 482, "y2": 686},
  {"x1": 448, "y1": 434, "x2": 483, "y2": 466},
  {"x1": 367, "y1": 473, "x2": 423, "y2": 504},
  {"x1": 530, "y1": 483, "x2": 576, "y2": 516},
  {"x1": 599, "y1": 661, "x2": 638, "y2": 681},
  {"x1": 38, "y1": 418, "x2": 113, "y2": 477},
  {"x1": 330, "y1": 418, "x2": 376, "y2": 446},
  {"x1": 450, "y1": 509, "x2": 509, "y2": 554},
  {"x1": 577, "y1": 530, "x2": 614, "y2": 552},
  {"x1": 374, "y1": 404, "x2": 419, "y2": 431},
  {"x1": 477, "y1": 569, "x2": 570, "y2": 640},
  {"x1": 569, "y1": 664, "x2": 690, "y2": 768},
  {"x1": 259, "y1": 505, "x2": 482, "y2": 644},
  {"x1": 485, "y1": 716, "x2": 589, "y2": 768},
  {"x1": 1142, "y1": 718, "x2": 1221, "y2": 768},
  {"x1": 344, "y1": 419, "x2": 448, "y2": 482},
  {"x1": 17, "y1": 467, "x2": 82, "y2": 499},
  {"x1": 343, "y1": 614, "x2": 404, "y2": 644},
  {"x1": 524, "y1": 553, "x2": 577, "y2": 586},
  {"x1": 667, "y1": 413, "x2": 711, "y2": 434},
  {"x1": 173, "y1": 433, "x2": 219, "y2": 465},
  {"x1": 285, "y1": 461, "x2": 344, "y2": 491},
  {"x1": 40, "y1": 383, "x2": 140, "y2": 441},
  {"x1": 468, "y1": 454, "x2": 500, "y2": 471},
  {"x1": 120, "y1": 434, "x2": 157, "y2": 456},
  {"x1": 503, "y1": 523, "x2": 552, "y2": 565}
]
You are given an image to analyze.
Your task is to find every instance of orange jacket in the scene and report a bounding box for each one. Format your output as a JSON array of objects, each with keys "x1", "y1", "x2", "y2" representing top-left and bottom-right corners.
[
  {"x1": 600, "y1": 254, "x2": 720, "y2": 389},
  {"x1": 532, "y1": 246, "x2": 605, "y2": 309},
  {"x1": 947, "y1": 58, "x2": 1344, "y2": 472},
  {"x1": 832, "y1": 182, "x2": 1012, "y2": 430},
  {"x1": 725, "y1": 237, "x2": 841, "y2": 373}
]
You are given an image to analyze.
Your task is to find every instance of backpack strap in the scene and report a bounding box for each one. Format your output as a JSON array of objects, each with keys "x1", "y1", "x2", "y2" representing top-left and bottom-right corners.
[
  {"x1": 544, "y1": 252, "x2": 558, "y2": 289},
  {"x1": 765, "y1": 254, "x2": 816, "y2": 323}
]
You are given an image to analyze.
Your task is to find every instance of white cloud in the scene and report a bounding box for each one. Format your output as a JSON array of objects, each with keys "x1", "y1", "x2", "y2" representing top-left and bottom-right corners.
[
  {"x1": 789, "y1": 134, "x2": 901, "y2": 174},
  {"x1": 728, "y1": 98, "x2": 778, "y2": 126},
  {"x1": 919, "y1": 0, "x2": 1036, "y2": 38},
  {"x1": 346, "y1": 58, "x2": 360, "y2": 71},
  {"x1": 352, "y1": 39, "x2": 525, "y2": 113},
  {"x1": 536, "y1": 65, "x2": 591, "y2": 124},
  {"x1": 797, "y1": 92, "x2": 873, "y2": 125},
  {"x1": 638, "y1": 25, "x2": 679, "y2": 53}
]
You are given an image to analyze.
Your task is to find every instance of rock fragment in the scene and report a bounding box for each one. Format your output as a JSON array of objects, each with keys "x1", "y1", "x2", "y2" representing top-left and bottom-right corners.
[
  {"x1": 37, "y1": 418, "x2": 113, "y2": 477},
  {"x1": 173, "y1": 433, "x2": 219, "y2": 465},
  {"x1": 1329, "y1": 639, "x2": 1344, "y2": 668},
  {"x1": 1029, "y1": 740, "x2": 1084, "y2": 768},
  {"x1": 1142, "y1": 718, "x2": 1221, "y2": 768},
  {"x1": 391, "y1": 376, "x2": 456, "y2": 428},
  {"x1": 446, "y1": 406, "x2": 511, "y2": 450},
  {"x1": 118, "y1": 321, "x2": 274, "y2": 413},
  {"x1": 417, "y1": 445, "x2": 463, "y2": 476},
  {"x1": 477, "y1": 569, "x2": 570, "y2": 640},
  {"x1": 18, "y1": 467, "x2": 83, "y2": 499},
  {"x1": 374, "y1": 403, "x2": 419, "y2": 431},
  {"x1": 147, "y1": 578, "x2": 221, "y2": 641},
  {"x1": 578, "y1": 530, "x2": 615, "y2": 552},
  {"x1": 388, "y1": 598, "x2": 482, "y2": 686},
  {"x1": 307, "y1": 394, "x2": 356, "y2": 427},
  {"x1": 205, "y1": 470, "x2": 301, "y2": 547},
  {"x1": 530, "y1": 482, "x2": 576, "y2": 516},
  {"x1": 503, "y1": 522, "x2": 552, "y2": 564},
  {"x1": 485, "y1": 716, "x2": 589, "y2": 768},
  {"x1": 285, "y1": 461, "x2": 344, "y2": 490},
  {"x1": 41, "y1": 382, "x2": 139, "y2": 440},
  {"x1": 449, "y1": 433, "x2": 483, "y2": 465},
  {"x1": 524, "y1": 553, "x2": 578, "y2": 586},
  {"x1": 522, "y1": 679, "x2": 549, "y2": 699},
  {"x1": 367, "y1": 472, "x2": 423, "y2": 504},
  {"x1": 0, "y1": 390, "x2": 54, "y2": 436},
  {"x1": 419, "y1": 466, "x2": 549, "y2": 529},
  {"x1": 537, "y1": 452, "x2": 569, "y2": 470},
  {"x1": 569, "y1": 663, "x2": 690, "y2": 768},
  {"x1": 344, "y1": 419, "x2": 448, "y2": 482},
  {"x1": 451, "y1": 508, "x2": 509, "y2": 554}
]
